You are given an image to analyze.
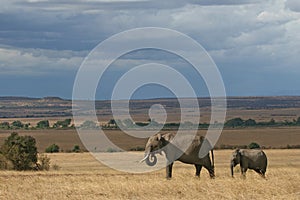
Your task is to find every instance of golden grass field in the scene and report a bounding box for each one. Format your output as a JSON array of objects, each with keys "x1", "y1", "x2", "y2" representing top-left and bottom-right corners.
[{"x1": 0, "y1": 150, "x2": 299, "y2": 200}]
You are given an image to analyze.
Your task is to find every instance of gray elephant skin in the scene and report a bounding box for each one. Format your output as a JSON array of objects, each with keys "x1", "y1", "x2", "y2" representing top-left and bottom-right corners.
[
  {"x1": 230, "y1": 149, "x2": 267, "y2": 178},
  {"x1": 140, "y1": 132, "x2": 215, "y2": 179}
]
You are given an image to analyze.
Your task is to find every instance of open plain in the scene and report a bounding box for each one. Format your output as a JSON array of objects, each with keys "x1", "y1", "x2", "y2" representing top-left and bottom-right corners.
[
  {"x1": 0, "y1": 97, "x2": 300, "y2": 199},
  {"x1": 0, "y1": 150, "x2": 299, "y2": 200}
]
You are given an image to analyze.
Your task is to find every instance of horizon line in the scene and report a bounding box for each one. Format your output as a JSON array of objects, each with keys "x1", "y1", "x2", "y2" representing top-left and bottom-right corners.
[{"x1": 1, "y1": 95, "x2": 300, "y2": 101}]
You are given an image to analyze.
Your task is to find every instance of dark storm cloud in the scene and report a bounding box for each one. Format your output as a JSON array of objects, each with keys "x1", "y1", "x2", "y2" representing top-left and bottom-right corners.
[{"x1": 0, "y1": 0, "x2": 299, "y2": 98}]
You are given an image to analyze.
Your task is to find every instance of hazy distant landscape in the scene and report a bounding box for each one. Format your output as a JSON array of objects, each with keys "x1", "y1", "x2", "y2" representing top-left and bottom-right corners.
[
  {"x1": 2, "y1": 96, "x2": 300, "y2": 121},
  {"x1": 0, "y1": 96, "x2": 300, "y2": 152}
]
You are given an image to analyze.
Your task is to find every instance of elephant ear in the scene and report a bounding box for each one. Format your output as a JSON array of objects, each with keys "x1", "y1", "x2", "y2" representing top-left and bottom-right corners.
[
  {"x1": 238, "y1": 149, "x2": 244, "y2": 156},
  {"x1": 163, "y1": 133, "x2": 173, "y2": 141}
]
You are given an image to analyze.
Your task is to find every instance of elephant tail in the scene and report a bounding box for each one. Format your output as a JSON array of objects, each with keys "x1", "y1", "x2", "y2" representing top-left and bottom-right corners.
[{"x1": 211, "y1": 149, "x2": 214, "y2": 168}]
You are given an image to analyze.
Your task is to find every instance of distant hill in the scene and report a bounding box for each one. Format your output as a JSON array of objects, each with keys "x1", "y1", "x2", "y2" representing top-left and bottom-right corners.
[{"x1": 1, "y1": 96, "x2": 300, "y2": 119}]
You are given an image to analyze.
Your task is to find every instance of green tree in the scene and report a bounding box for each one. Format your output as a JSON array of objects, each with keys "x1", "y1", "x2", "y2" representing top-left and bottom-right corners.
[
  {"x1": 36, "y1": 120, "x2": 50, "y2": 129},
  {"x1": 244, "y1": 119, "x2": 257, "y2": 126},
  {"x1": 53, "y1": 118, "x2": 71, "y2": 128},
  {"x1": 268, "y1": 118, "x2": 276, "y2": 125},
  {"x1": 72, "y1": 145, "x2": 81, "y2": 153},
  {"x1": 248, "y1": 142, "x2": 261, "y2": 149},
  {"x1": 0, "y1": 122, "x2": 10, "y2": 129},
  {"x1": 225, "y1": 118, "x2": 244, "y2": 128},
  {"x1": 45, "y1": 144, "x2": 60, "y2": 153},
  {"x1": 11, "y1": 121, "x2": 24, "y2": 129},
  {"x1": 108, "y1": 119, "x2": 116, "y2": 126},
  {"x1": 1, "y1": 132, "x2": 38, "y2": 170}
]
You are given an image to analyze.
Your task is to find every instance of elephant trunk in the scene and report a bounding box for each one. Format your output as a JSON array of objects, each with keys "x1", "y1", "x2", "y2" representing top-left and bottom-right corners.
[
  {"x1": 140, "y1": 149, "x2": 158, "y2": 166},
  {"x1": 145, "y1": 153, "x2": 157, "y2": 166}
]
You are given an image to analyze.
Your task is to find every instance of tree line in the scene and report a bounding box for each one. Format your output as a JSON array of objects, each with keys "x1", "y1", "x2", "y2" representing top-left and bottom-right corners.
[
  {"x1": 100, "y1": 117, "x2": 300, "y2": 130},
  {"x1": 0, "y1": 118, "x2": 72, "y2": 130},
  {"x1": 1, "y1": 117, "x2": 300, "y2": 130}
]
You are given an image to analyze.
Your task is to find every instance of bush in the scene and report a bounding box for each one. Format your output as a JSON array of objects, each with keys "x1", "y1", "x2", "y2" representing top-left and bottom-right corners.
[
  {"x1": 0, "y1": 122, "x2": 10, "y2": 129},
  {"x1": 0, "y1": 153, "x2": 13, "y2": 170},
  {"x1": 225, "y1": 118, "x2": 244, "y2": 128},
  {"x1": 1, "y1": 132, "x2": 38, "y2": 170},
  {"x1": 106, "y1": 148, "x2": 121, "y2": 153},
  {"x1": 36, "y1": 120, "x2": 50, "y2": 129},
  {"x1": 11, "y1": 121, "x2": 24, "y2": 129},
  {"x1": 45, "y1": 144, "x2": 60, "y2": 153},
  {"x1": 37, "y1": 154, "x2": 50, "y2": 171},
  {"x1": 248, "y1": 142, "x2": 261, "y2": 149},
  {"x1": 53, "y1": 119, "x2": 72, "y2": 128},
  {"x1": 244, "y1": 119, "x2": 257, "y2": 126},
  {"x1": 72, "y1": 145, "x2": 81, "y2": 153}
]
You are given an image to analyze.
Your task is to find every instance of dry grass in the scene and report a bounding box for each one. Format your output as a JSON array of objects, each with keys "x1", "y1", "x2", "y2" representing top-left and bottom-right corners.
[{"x1": 0, "y1": 150, "x2": 299, "y2": 200}]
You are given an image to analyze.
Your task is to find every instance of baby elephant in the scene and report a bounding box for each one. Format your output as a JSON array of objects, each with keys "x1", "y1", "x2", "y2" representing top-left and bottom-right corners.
[{"x1": 230, "y1": 149, "x2": 267, "y2": 178}]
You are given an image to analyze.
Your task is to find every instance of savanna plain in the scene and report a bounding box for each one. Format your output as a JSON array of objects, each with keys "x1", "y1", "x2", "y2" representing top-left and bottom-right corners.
[
  {"x1": 0, "y1": 150, "x2": 299, "y2": 200},
  {"x1": 1, "y1": 97, "x2": 300, "y2": 199}
]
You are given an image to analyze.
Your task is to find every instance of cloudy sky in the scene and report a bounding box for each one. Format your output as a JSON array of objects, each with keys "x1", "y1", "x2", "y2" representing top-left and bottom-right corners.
[{"x1": 0, "y1": 0, "x2": 300, "y2": 99}]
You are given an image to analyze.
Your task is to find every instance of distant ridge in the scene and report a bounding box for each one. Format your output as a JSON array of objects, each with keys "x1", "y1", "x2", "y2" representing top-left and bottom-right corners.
[
  {"x1": 1, "y1": 95, "x2": 300, "y2": 102},
  {"x1": 0, "y1": 96, "x2": 64, "y2": 101},
  {"x1": 0, "y1": 96, "x2": 40, "y2": 101},
  {"x1": 42, "y1": 96, "x2": 64, "y2": 101}
]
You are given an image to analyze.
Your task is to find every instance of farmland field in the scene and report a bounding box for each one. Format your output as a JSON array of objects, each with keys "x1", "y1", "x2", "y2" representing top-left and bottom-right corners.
[
  {"x1": 0, "y1": 150, "x2": 299, "y2": 199},
  {"x1": 0, "y1": 127, "x2": 300, "y2": 152}
]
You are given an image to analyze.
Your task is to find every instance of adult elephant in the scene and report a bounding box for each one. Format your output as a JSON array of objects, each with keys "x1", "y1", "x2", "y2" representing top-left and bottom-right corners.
[
  {"x1": 230, "y1": 149, "x2": 267, "y2": 178},
  {"x1": 140, "y1": 132, "x2": 215, "y2": 179}
]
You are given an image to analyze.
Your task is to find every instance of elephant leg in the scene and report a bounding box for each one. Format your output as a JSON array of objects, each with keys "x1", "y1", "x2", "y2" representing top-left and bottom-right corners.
[
  {"x1": 261, "y1": 170, "x2": 266, "y2": 178},
  {"x1": 241, "y1": 167, "x2": 247, "y2": 178},
  {"x1": 195, "y1": 164, "x2": 202, "y2": 177},
  {"x1": 254, "y1": 169, "x2": 266, "y2": 178},
  {"x1": 166, "y1": 162, "x2": 173, "y2": 179},
  {"x1": 203, "y1": 165, "x2": 215, "y2": 178}
]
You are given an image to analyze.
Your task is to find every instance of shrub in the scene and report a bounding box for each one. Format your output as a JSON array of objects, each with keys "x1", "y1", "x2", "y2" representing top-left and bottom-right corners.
[
  {"x1": 1, "y1": 132, "x2": 38, "y2": 170},
  {"x1": 0, "y1": 122, "x2": 10, "y2": 129},
  {"x1": 106, "y1": 148, "x2": 121, "y2": 153},
  {"x1": 72, "y1": 145, "x2": 81, "y2": 153},
  {"x1": 53, "y1": 118, "x2": 72, "y2": 128},
  {"x1": 244, "y1": 119, "x2": 257, "y2": 126},
  {"x1": 225, "y1": 118, "x2": 244, "y2": 128},
  {"x1": 248, "y1": 142, "x2": 261, "y2": 149},
  {"x1": 11, "y1": 121, "x2": 24, "y2": 129},
  {"x1": 45, "y1": 144, "x2": 60, "y2": 153},
  {"x1": 36, "y1": 120, "x2": 50, "y2": 129},
  {"x1": 37, "y1": 154, "x2": 50, "y2": 171},
  {"x1": 0, "y1": 153, "x2": 13, "y2": 170}
]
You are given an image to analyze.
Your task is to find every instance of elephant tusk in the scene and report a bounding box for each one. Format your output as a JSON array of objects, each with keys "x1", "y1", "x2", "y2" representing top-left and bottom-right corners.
[{"x1": 139, "y1": 154, "x2": 149, "y2": 163}]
